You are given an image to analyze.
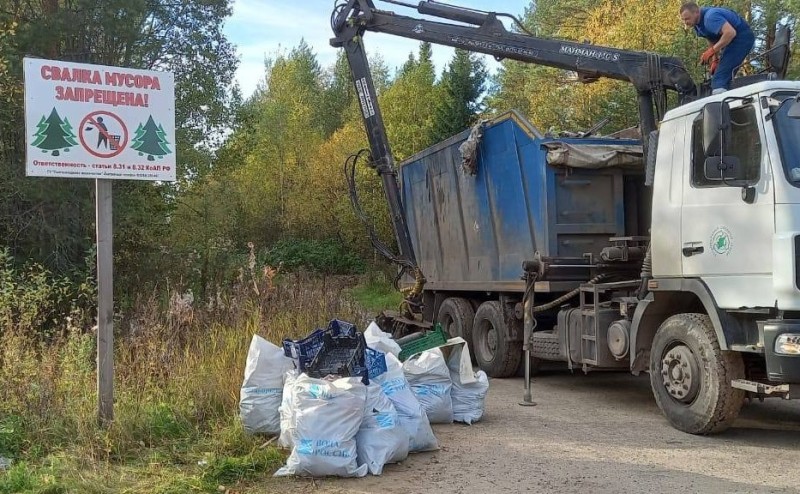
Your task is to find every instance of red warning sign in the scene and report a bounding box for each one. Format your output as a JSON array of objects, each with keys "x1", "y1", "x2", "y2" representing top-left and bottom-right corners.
[{"x1": 79, "y1": 110, "x2": 128, "y2": 159}]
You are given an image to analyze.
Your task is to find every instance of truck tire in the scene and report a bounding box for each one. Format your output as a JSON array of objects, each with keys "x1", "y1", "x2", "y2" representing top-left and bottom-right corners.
[
  {"x1": 472, "y1": 301, "x2": 522, "y2": 378},
  {"x1": 436, "y1": 297, "x2": 475, "y2": 360},
  {"x1": 649, "y1": 313, "x2": 745, "y2": 435}
]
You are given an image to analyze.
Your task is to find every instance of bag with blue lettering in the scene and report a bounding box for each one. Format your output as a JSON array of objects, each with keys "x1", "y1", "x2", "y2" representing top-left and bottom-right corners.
[
  {"x1": 274, "y1": 374, "x2": 368, "y2": 478},
  {"x1": 372, "y1": 353, "x2": 438, "y2": 453},
  {"x1": 278, "y1": 369, "x2": 298, "y2": 448},
  {"x1": 239, "y1": 335, "x2": 294, "y2": 435},
  {"x1": 403, "y1": 348, "x2": 454, "y2": 424},
  {"x1": 356, "y1": 382, "x2": 410, "y2": 475},
  {"x1": 451, "y1": 369, "x2": 489, "y2": 425}
]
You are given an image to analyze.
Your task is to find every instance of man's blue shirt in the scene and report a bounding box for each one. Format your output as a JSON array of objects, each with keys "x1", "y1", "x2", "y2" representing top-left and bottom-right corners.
[{"x1": 694, "y1": 7, "x2": 751, "y2": 43}]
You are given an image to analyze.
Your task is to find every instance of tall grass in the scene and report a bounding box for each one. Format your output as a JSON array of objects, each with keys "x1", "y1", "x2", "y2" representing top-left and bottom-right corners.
[{"x1": 0, "y1": 262, "x2": 379, "y2": 492}]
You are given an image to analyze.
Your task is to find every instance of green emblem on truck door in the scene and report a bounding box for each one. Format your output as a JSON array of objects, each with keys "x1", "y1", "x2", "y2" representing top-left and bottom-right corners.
[{"x1": 710, "y1": 227, "x2": 733, "y2": 256}]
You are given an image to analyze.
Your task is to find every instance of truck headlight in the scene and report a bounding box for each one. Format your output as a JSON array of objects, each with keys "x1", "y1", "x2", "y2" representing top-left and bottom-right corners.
[{"x1": 775, "y1": 334, "x2": 800, "y2": 355}]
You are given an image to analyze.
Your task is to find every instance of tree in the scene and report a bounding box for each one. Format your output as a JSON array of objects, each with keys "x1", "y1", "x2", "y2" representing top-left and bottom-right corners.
[
  {"x1": 209, "y1": 40, "x2": 328, "y2": 248},
  {"x1": 131, "y1": 116, "x2": 171, "y2": 161},
  {"x1": 368, "y1": 54, "x2": 392, "y2": 96},
  {"x1": 419, "y1": 41, "x2": 434, "y2": 66},
  {"x1": 431, "y1": 49, "x2": 488, "y2": 142},
  {"x1": 0, "y1": 20, "x2": 18, "y2": 127},
  {"x1": 381, "y1": 42, "x2": 442, "y2": 159},
  {"x1": 320, "y1": 51, "x2": 354, "y2": 137},
  {"x1": 399, "y1": 52, "x2": 418, "y2": 77},
  {"x1": 31, "y1": 108, "x2": 78, "y2": 156}
]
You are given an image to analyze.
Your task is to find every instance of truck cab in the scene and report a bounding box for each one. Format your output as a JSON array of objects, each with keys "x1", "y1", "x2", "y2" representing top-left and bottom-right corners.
[
  {"x1": 653, "y1": 81, "x2": 800, "y2": 315},
  {"x1": 645, "y1": 81, "x2": 800, "y2": 392}
]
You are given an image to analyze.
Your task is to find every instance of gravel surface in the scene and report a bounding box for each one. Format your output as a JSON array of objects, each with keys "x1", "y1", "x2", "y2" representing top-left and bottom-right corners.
[{"x1": 275, "y1": 370, "x2": 800, "y2": 494}]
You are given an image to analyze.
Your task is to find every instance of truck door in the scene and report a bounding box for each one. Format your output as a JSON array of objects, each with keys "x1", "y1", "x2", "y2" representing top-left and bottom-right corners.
[{"x1": 680, "y1": 101, "x2": 776, "y2": 308}]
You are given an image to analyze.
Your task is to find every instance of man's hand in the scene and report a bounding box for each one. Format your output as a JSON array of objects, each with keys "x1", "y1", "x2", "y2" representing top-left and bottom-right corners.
[
  {"x1": 700, "y1": 46, "x2": 717, "y2": 64},
  {"x1": 709, "y1": 58, "x2": 719, "y2": 74}
]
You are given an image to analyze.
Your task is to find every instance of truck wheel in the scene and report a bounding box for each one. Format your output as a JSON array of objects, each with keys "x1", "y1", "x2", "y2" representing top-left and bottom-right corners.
[
  {"x1": 649, "y1": 313, "x2": 745, "y2": 435},
  {"x1": 436, "y1": 297, "x2": 475, "y2": 357},
  {"x1": 472, "y1": 301, "x2": 521, "y2": 378}
]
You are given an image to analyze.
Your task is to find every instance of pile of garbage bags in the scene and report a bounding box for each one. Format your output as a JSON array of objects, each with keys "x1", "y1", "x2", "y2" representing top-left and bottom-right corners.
[{"x1": 239, "y1": 319, "x2": 490, "y2": 478}]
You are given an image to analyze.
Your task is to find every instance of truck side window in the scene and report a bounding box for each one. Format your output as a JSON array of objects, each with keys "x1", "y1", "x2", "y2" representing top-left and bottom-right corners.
[{"x1": 691, "y1": 104, "x2": 762, "y2": 187}]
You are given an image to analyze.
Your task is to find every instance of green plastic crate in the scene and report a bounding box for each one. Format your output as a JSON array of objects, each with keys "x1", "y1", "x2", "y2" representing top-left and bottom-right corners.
[{"x1": 398, "y1": 323, "x2": 448, "y2": 361}]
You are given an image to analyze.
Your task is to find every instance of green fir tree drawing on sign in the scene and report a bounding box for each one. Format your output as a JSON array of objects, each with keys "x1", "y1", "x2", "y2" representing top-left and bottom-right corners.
[
  {"x1": 31, "y1": 108, "x2": 78, "y2": 156},
  {"x1": 130, "y1": 115, "x2": 171, "y2": 161}
]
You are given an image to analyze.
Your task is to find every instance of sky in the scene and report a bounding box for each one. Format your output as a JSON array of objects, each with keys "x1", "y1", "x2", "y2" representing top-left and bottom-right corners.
[{"x1": 223, "y1": 0, "x2": 532, "y2": 99}]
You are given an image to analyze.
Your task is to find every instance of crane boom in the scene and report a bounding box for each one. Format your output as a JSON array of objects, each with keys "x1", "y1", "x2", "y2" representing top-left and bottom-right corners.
[{"x1": 331, "y1": 0, "x2": 699, "y2": 136}]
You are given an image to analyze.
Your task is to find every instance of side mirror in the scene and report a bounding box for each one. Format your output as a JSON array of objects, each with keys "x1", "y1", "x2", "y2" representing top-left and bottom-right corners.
[
  {"x1": 788, "y1": 97, "x2": 800, "y2": 119},
  {"x1": 704, "y1": 155, "x2": 744, "y2": 181},
  {"x1": 702, "y1": 101, "x2": 731, "y2": 156},
  {"x1": 768, "y1": 25, "x2": 791, "y2": 78}
]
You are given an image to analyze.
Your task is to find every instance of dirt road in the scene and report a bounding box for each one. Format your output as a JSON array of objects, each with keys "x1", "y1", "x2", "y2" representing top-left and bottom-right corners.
[{"x1": 277, "y1": 369, "x2": 800, "y2": 494}]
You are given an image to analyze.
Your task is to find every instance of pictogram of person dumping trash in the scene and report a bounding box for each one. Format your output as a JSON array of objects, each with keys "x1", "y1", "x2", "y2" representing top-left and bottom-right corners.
[{"x1": 84, "y1": 116, "x2": 122, "y2": 151}]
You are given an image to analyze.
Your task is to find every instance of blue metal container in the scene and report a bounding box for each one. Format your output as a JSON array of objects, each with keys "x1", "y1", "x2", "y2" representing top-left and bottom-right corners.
[{"x1": 398, "y1": 110, "x2": 644, "y2": 293}]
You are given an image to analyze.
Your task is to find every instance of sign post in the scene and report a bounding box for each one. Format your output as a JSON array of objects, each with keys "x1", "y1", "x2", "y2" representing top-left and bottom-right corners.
[
  {"x1": 96, "y1": 178, "x2": 114, "y2": 422},
  {"x1": 23, "y1": 57, "x2": 176, "y2": 424}
]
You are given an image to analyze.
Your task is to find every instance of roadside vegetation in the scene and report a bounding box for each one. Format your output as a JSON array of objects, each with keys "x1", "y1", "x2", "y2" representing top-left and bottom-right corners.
[{"x1": 0, "y1": 256, "x2": 384, "y2": 493}]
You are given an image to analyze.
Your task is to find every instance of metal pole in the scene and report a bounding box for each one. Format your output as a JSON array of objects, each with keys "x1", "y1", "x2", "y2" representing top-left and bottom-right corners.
[
  {"x1": 96, "y1": 178, "x2": 114, "y2": 424},
  {"x1": 519, "y1": 275, "x2": 537, "y2": 407}
]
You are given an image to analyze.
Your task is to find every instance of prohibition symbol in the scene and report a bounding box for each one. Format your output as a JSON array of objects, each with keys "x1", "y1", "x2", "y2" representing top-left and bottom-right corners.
[{"x1": 79, "y1": 110, "x2": 129, "y2": 159}]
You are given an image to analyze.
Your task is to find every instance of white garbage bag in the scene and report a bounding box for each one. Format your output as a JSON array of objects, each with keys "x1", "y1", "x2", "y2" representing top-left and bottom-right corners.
[
  {"x1": 356, "y1": 383, "x2": 410, "y2": 475},
  {"x1": 274, "y1": 375, "x2": 368, "y2": 478},
  {"x1": 372, "y1": 353, "x2": 438, "y2": 453},
  {"x1": 403, "y1": 348, "x2": 454, "y2": 424},
  {"x1": 278, "y1": 369, "x2": 298, "y2": 448},
  {"x1": 239, "y1": 334, "x2": 294, "y2": 435},
  {"x1": 364, "y1": 321, "x2": 402, "y2": 358},
  {"x1": 451, "y1": 370, "x2": 489, "y2": 424}
]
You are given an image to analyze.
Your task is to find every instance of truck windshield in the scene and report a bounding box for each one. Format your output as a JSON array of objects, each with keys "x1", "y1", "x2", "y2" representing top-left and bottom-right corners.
[{"x1": 772, "y1": 92, "x2": 800, "y2": 185}]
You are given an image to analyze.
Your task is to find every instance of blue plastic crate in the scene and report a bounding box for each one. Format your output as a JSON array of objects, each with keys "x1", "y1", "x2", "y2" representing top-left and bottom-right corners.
[
  {"x1": 282, "y1": 328, "x2": 325, "y2": 372},
  {"x1": 282, "y1": 319, "x2": 361, "y2": 373},
  {"x1": 306, "y1": 331, "x2": 369, "y2": 384},
  {"x1": 327, "y1": 319, "x2": 357, "y2": 337}
]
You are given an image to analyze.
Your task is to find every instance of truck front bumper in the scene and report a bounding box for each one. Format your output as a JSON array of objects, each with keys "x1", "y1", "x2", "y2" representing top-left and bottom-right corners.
[{"x1": 763, "y1": 320, "x2": 800, "y2": 383}]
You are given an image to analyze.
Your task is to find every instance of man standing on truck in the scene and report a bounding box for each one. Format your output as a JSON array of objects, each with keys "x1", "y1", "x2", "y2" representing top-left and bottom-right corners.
[{"x1": 679, "y1": 2, "x2": 755, "y2": 94}]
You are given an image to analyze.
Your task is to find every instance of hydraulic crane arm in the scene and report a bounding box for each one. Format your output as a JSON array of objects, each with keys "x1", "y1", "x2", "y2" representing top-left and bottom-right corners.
[{"x1": 331, "y1": 0, "x2": 698, "y2": 137}]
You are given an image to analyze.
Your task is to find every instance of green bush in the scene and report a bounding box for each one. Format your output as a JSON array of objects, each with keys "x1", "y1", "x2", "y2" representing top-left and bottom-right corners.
[
  {"x1": 0, "y1": 461, "x2": 36, "y2": 494},
  {"x1": 0, "y1": 415, "x2": 25, "y2": 457},
  {"x1": 263, "y1": 239, "x2": 365, "y2": 275},
  {"x1": 0, "y1": 248, "x2": 96, "y2": 340}
]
